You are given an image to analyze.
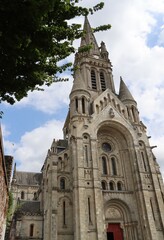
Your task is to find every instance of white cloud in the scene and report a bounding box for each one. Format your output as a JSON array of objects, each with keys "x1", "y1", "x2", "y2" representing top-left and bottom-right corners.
[
  {"x1": 4, "y1": 120, "x2": 64, "y2": 172},
  {"x1": 13, "y1": 76, "x2": 73, "y2": 114}
]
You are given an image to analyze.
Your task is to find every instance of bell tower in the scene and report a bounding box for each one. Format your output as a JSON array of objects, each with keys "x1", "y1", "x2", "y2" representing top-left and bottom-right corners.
[{"x1": 69, "y1": 17, "x2": 115, "y2": 120}]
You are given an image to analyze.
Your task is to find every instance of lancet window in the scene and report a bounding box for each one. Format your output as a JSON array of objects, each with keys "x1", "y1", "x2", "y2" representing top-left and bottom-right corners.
[
  {"x1": 109, "y1": 181, "x2": 114, "y2": 190},
  {"x1": 29, "y1": 224, "x2": 34, "y2": 237},
  {"x1": 60, "y1": 178, "x2": 66, "y2": 190},
  {"x1": 91, "y1": 70, "x2": 97, "y2": 90},
  {"x1": 83, "y1": 134, "x2": 91, "y2": 167},
  {"x1": 101, "y1": 181, "x2": 107, "y2": 190},
  {"x1": 111, "y1": 157, "x2": 117, "y2": 175},
  {"x1": 100, "y1": 71, "x2": 106, "y2": 91},
  {"x1": 117, "y1": 181, "x2": 122, "y2": 191},
  {"x1": 82, "y1": 97, "x2": 85, "y2": 114},
  {"x1": 88, "y1": 197, "x2": 92, "y2": 223},
  {"x1": 139, "y1": 141, "x2": 149, "y2": 172},
  {"x1": 21, "y1": 191, "x2": 25, "y2": 200},
  {"x1": 75, "y1": 97, "x2": 78, "y2": 112},
  {"x1": 102, "y1": 156, "x2": 107, "y2": 175},
  {"x1": 63, "y1": 200, "x2": 66, "y2": 226}
]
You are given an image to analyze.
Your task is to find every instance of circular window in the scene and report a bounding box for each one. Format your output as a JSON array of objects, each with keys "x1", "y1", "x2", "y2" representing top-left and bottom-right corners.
[{"x1": 102, "y1": 142, "x2": 112, "y2": 152}]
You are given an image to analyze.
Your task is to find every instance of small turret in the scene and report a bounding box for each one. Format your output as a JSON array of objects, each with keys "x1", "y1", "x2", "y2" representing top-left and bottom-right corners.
[
  {"x1": 118, "y1": 77, "x2": 136, "y2": 104},
  {"x1": 119, "y1": 77, "x2": 140, "y2": 123}
]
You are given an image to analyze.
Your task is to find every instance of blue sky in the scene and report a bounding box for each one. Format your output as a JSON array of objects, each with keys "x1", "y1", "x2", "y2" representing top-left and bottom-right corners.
[{"x1": 1, "y1": 0, "x2": 164, "y2": 177}]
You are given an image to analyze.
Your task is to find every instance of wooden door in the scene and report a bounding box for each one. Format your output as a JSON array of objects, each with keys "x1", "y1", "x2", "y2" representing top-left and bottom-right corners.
[{"x1": 107, "y1": 223, "x2": 123, "y2": 240}]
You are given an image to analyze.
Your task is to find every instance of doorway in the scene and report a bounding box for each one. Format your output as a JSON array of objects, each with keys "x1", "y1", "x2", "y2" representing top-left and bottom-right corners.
[
  {"x1": 107, "y1": 232, "x2": 114, "y2": 240},
  {"x1": 107, "y1": 223, "x2": 123, "y2": 240}
]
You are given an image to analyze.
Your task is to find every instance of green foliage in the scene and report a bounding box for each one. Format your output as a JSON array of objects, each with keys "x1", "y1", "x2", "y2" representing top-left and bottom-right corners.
[
  {"x1": 93, "y1": 24, "x2": 112, "y2": 32},
  {"x1": 6, "y1": 192, "x2": 13, "y2": 226},
  {"x1": 0, "y1": 0, "x2": 110, "y2": 104}
]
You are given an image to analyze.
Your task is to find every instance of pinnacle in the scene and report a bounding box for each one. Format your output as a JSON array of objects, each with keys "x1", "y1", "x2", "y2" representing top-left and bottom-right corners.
[
  {"x1": 79, "y1": 16, "x2": 100, "y2": 56},
  {"x1": 118, "y1": 77, "x2": 136, "y2": 103}
]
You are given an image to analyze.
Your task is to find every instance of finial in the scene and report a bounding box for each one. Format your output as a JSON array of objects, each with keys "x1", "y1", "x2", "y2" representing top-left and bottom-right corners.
[{"x1": 100, "y1": 41, "x2": 109, "y2": 60}]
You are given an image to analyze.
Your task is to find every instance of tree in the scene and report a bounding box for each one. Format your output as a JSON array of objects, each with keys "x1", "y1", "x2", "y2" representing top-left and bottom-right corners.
[{"x1": 0, "y1": 0, "x2": 111, "y2": 104}]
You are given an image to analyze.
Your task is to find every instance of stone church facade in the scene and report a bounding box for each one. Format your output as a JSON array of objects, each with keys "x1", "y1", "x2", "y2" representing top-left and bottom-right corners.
[{"x1": 9, "y1": 17, "x2": 164, "y2": 240}]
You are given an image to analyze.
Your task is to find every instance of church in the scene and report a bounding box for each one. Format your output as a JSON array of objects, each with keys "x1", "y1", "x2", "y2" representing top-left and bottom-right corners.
[{"x1": 8, "y1": 17, "x2": 164, "y2": 240}]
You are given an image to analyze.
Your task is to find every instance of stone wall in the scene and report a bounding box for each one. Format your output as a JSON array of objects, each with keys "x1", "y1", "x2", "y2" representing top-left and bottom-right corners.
[{"x1": 0, "y1": 128, "x2": 9, "y2": 240}]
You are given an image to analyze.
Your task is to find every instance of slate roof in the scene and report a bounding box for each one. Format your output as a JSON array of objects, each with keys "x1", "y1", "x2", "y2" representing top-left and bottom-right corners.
[
  {"x1": 57, "y1": 139, "x2": 68, "y2": 148},
  {"x1": 15, "y1": 171, "x2": 42, "y2": 186},
  {"x1": 118, "y1": 77, "x2": 136, "y2": 103},
  {"x1": 17, "y1": 200, "x2": 42, "y2": 216}
]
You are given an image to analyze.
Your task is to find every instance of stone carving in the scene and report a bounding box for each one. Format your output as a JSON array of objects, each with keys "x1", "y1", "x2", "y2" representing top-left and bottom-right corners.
[
  {"x1": 109, "y1": 108, "x2": 115, "y2": 118},
  {"x1": 106, "y1": 207, "x2": 122, "y2": 219}
]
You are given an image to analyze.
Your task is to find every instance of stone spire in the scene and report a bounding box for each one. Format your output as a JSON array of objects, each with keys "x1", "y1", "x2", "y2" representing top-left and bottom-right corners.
[
  {"x1": 118, "y1": 77, "x2": 136, "y2": 104},
  {"x1": 79, "y1": 16, "x2": 101, "y2": 57}
]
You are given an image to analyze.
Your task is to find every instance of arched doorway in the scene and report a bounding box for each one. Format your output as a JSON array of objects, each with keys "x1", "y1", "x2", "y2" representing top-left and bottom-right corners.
[{"x1": 105, "y1": 206, "x2": 124, "y2": 240}]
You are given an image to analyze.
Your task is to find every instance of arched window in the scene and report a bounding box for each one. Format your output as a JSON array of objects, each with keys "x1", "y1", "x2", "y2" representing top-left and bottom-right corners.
[
  {"x1": 117, "y1": 182, "x2": 122, "y2": 191},
  {"x1": 21, "y1": 191, "x2": 25, "y2": 200},
  {"x1": 60, "y1": 178, "x2": 65, "y2": 190},
  {"x1": 82, "y1": 97, "x2": 85, "y2": 114},
  {"x1": 75, "y1": 97, "x2": 78, "y2": 112},
  {"x1": 102, "y1": 156, "x2": 107, "y2": 175},
  {"x1": 111, "y1": 157, "x2": 117, "y2": 175},
  {"x1": 84, "y1": 145, "x2": 89, "y2": 166},
  {"x1": 139, "y1": 141, "x2": 149, "y2": 172},
  {"x1": 33, "y1": 192, "x2": 37, "y2": 200},
  {"x1": 109, "y1": 181, "x2": 114, "y2": 190},
  {"x1": 131, "y1": 105, "x2": 137, "y2": 122},
  {"x1": 88, "y1": 197, "x2": 92, "y2": 223},
  {"x1": 100, "y1": 71, "x2": 106, "y2": 91},
  {"x1": 101, "y1": 181, "x2": 107, "y2": 190},
  {"x1": 63, "y1": 200, "x2": 66, "y2": 226},
  {"x1": 29, "y1": 224, "x2": 34, "y2": 237},
  {"x1": 91, "y1": 70, "x2": 97, "y2": 90}
]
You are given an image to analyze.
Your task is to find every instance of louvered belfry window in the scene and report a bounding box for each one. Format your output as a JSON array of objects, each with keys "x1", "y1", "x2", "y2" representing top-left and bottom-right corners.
[
  {"x1": 100, "y1": 71, "x2": 106, "y2": 91},
  {"x1": 91, "y1": 70, "x2": 97, "y2": 90}
]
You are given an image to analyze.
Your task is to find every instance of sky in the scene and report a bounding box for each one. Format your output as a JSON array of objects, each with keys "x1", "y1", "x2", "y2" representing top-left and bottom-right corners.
[{"x1": 1, "y1": 0, "x2": 164, "y2": 177}]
